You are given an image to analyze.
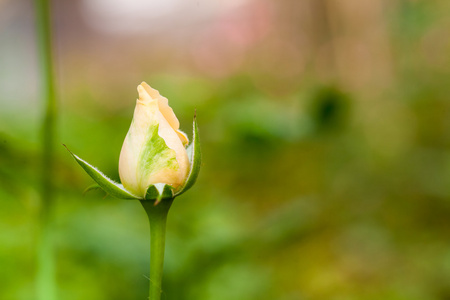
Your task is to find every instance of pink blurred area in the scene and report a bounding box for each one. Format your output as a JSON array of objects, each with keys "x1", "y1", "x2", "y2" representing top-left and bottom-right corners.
[
  {"x1": 56, "y1": 0, "x2": 274, "y2": 95},
  {"x1": 0, "y1": 0, "x2": 449, "y2": 108}
]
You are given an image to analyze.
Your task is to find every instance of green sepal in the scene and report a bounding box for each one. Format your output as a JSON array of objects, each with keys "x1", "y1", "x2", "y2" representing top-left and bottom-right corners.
[
  {"x1": 145, "y1": 183, "x2": 174, "y2": 204},
  {"x1": 175, "y1": 114, "x2": 201, "y2": 196},
  {"x1": 64, "y1": 145, "x2": 141, "y2": 200},
  {"x1": 83, "y1": 184, "x2": 101, "y2": 196}
]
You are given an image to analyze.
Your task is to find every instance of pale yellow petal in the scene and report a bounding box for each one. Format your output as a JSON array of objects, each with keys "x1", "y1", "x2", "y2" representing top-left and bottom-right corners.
[
  {"x1": 141, "y1": 82, "x2": 180, "y2": 132},
  {"x1": 140, "y1": 81, "x2": 160, "y2": 98},
  {"x1": 176, "y1": 130, "x2": 189, "y2": 146},
  {"x1": 119, "y1": 88, "x2": 159, "y2": 196}
]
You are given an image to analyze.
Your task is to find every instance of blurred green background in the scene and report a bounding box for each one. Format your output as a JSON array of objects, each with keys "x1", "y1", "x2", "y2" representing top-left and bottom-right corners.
[{"x1": 1, "y1": 0, "x2": 450, "y2": 299}]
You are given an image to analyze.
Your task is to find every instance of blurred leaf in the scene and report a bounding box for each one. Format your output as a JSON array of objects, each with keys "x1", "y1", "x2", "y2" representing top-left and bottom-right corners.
[{"x1": 309, "y1": 86, "x2": 350, "y2": 133}]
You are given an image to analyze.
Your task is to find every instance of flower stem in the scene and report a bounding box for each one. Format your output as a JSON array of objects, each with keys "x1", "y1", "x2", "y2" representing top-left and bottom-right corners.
[
  {"x1": 141, "y1": 199, "x2": 173, "y2": 300},
  {"x1": 34, "y1": 0, "x2": 57, "y2": 299}
]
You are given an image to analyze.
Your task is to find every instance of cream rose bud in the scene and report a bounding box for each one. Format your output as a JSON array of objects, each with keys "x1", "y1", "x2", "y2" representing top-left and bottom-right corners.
[{"x1": 118, "y1": 82, "x2": 190, "y2": 198}]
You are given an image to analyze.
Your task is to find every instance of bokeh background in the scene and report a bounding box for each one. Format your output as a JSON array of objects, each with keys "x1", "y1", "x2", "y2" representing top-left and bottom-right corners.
[{"x1": 1, "y1": 0, "x2": 450, "y2": 299}]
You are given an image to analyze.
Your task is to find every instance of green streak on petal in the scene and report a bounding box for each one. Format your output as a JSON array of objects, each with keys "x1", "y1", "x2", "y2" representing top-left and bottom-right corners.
[{"x1": 138, "y1": 124, "x2": 179, "y2": 187}]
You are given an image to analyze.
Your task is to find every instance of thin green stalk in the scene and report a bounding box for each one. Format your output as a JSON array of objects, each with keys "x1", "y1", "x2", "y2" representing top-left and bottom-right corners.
[
  {"x1": 141, "y1": 199, "x2": 173, "y2": 300},
  {"x1": 34, "y1": 0, "x2": 57, "y2": 299}
]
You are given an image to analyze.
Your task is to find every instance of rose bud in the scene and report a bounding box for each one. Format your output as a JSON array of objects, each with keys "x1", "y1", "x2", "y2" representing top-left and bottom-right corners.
[
  {"x1": 65, "y1": 82, "x2": 201, "y2": 202},
  {"x1": 119, "y1": 82, "x2": 190, "y2": 197}
]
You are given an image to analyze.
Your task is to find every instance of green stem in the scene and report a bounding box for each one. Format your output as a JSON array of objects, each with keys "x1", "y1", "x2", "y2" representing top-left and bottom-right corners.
[
  {"x1": 34, "y1": 0, "x2": 57, "y2": 299},
  {"x1": 141, "y1": 199, "x2": 173, "y2": 300}
]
